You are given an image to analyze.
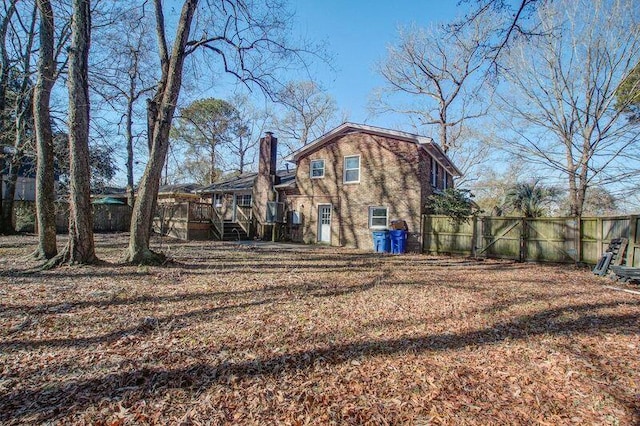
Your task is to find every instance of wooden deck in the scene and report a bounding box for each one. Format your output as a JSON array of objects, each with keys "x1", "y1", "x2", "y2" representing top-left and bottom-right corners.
[{"x1": 154, "y1": 201, "x2": 254, "y2": 241}]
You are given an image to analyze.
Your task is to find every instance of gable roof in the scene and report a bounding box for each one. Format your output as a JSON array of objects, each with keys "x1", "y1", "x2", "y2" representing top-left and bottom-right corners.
[
  {"x1": 198, "y1": 169, "x2": 296, "y2": 194},
  {"x1": 158, "y1": 183, "x2": 203, "y2": 194},
  {"x1": 285, "y1": 122, "x2": 462, "y2": 176}
]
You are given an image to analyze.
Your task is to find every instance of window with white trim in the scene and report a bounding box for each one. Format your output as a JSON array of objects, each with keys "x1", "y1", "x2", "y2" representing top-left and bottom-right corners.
[
  {"x1": 431, "y1": 157, "x2": 438, "y2": 188},
  {"x1": 237, "y1": 194, "x2": 252, "y2": 207},
  {"x1": 369, "y1": 206, "x2": 388, "y2": 229},
  {"x1": 344, "y1": 155, "x2": 360, "y2": 183},
  {"x1": 213, "y1": 193, "x2": 223, "y2": 207},
  {"x1": 310, "y1": 159, "x2": 325, "y2": 178}
]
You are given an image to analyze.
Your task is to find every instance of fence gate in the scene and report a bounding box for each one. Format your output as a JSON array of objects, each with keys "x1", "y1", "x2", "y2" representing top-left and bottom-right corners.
[
  {"x1": 524, "y1": 218, "x2": 579, "y2": 263},
  {"x1": 476, "y1": 217, "x2": 523, "y2": 260}
]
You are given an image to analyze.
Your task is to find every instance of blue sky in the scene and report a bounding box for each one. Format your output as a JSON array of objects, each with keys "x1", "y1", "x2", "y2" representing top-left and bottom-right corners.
[
  {"x1": 124, "y1": 1, "x2": 468, "y2": 185},
  {"x1": 193, "y1": 1, "x2": 465, "y2": 129},
  {"x1": 291, "y1": 0, "x2": 461, "y2": 127}
]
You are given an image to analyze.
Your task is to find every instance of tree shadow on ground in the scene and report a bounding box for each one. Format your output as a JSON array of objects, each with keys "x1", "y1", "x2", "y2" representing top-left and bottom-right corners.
[
  {"x1": 1, "y1": 272, "x2": 383, "y2": 315},
  {"x1": 1, "y1": 275, "x2": 383, "y2": 349},
  {"x1": 1, "y1": 300, "x2": 638, "y2": 423}
]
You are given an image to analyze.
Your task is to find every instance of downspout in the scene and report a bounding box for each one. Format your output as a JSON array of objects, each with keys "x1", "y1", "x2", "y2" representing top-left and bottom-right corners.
[
  {"x1": 272, "y1": 187, "x2": 278, "y2": 242},
  {"x1": 338, "y1": 197, "x2": 342, "y2": 247}
]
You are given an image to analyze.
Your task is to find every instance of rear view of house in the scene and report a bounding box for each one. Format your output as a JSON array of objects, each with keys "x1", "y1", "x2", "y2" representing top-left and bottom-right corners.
[
  {"x1": 185, "y1": 123, "x2": 461, "y2": 251},
  {"x1": 281, "y1": 123, "x2": 460, "y2": 251}
]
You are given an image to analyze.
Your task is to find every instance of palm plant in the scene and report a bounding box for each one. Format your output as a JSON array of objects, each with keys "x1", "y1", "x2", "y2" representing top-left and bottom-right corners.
[{"x1": 502, "y1": 180, "x2": 561, "y2": 217}]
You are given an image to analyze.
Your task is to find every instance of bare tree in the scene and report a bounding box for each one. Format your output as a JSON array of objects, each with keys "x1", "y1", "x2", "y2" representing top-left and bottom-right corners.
[
  {"x1": 0, "y1": 2, "x2": 18, "y2": 158},
  {"x1": 0, "y1": 2, "x2": 38, "y2": 234},
  {"x1": 33, "y1": 0, "x2": 58, "y2": 259},
  {"x1": 0, "y1": 1, "x2": 19, "y2": 233},
  {"x1": 457, "y1": 0, "x2": 546, "y2": 69},
  {"x1": 91, "y1": 6, "x2": 156, "y2": 206},
  {"x1": 226, "y1": 93, "x2": 266, "y2": 174},
  {"x1": 271, "y1": 80, "x2": 338, "y2": 155},
  {"x1": 374, "y1": 19, "x2": 494, "y2": 155},
  {"x1": 126, "y1": 0, "x2": 317, "y2": 264},
  {"x1": 52, "y1": 0, "x2": 96, "y2": 265},
  {"x1": 496, "y1": 0, "x2": 640, "y2": 216}
]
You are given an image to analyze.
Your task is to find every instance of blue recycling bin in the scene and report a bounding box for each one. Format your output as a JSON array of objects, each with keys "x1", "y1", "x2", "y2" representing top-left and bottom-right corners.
[
  {"x1": 372, "y1": 230, "x2": 391, "y2": 253},
  {"x1": 389, "y1": 230, "x2": 408, "y2": 254}
]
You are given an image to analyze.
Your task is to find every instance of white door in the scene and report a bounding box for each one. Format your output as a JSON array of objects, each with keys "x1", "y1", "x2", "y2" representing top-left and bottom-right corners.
[
  {"x1": 317, "y1": 205, "x2": 331, "y2": 243},
  {"x1": 231, "y1": 194, "x2": 238, "y2": 222}
]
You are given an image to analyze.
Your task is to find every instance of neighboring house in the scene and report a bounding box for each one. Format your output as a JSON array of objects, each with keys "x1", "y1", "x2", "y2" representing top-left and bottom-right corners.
[
  {"x1": 1, "y1": 150, "x2": 37, "y2": 201},
  {"x1": 157, "y1": 183, "x2": 203, "y2": 204},
  {"x1": 200, "y1": 122, "x2": 461, "y2": 251}
]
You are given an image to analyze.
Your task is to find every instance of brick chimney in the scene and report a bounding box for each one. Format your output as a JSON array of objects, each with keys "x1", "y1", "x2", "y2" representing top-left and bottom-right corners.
[
  {"x1": 252, "y1": 132, "x2": 278, "y2": 238},
  {"x1": 259, "y1": 132, "x2": 277, "y2": 176}
]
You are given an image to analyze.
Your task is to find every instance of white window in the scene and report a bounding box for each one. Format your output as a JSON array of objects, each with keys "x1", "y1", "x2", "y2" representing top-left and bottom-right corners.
[
  {"x1": 344, "y1": 155, "x2": 360, "y2": 183},
  {"x1": 213, "y1": 193, "x2": 223, "y2": 207},
  {"x1": 237, "y1": 194, "x2": 252, "y2": 206},
  {"x1": 310, "y1": 159, "x2": 325, "y2": 178},
  {"x1": 369, "y1": 206, "x2": 388, "y2": 229},
  {"x1": 431, "y1": 157, "x2": 438, "y2": 188}
]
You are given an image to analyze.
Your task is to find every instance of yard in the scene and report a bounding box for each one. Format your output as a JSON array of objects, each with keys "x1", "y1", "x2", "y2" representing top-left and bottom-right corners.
[{"x1": 0, "y1": 234, "x2": 638, "y2": 425}]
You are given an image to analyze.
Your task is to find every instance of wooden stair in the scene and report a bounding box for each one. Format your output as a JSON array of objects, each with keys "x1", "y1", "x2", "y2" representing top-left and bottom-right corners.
[{"x1": 222, "y1": 222, "x2": 250, "y2": 241}]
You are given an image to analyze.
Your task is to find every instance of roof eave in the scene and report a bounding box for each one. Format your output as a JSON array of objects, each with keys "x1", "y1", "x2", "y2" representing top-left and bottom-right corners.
[{"x1": 419, "y1": 143, "x2": 463, "y2": 177}]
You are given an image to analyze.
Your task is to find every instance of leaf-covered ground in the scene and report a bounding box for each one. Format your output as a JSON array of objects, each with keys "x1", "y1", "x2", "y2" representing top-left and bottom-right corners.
[{"x1": 0, "y1": 233, "x2": 638, "y2": 425}]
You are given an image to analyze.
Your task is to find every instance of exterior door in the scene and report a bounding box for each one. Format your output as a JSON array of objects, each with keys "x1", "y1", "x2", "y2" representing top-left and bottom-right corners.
[
  {"x1": 231, "y1": 194, "x2": 238, "y2": 222},
  {"x1": 317, "y1": 205, "x2": 332, "y2": 243}
]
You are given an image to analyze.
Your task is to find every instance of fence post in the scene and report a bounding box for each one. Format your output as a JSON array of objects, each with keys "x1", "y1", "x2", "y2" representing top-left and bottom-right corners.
[
  {"x1": 596, "y1": 217, "x2": 603, "y2": 261},
  {"x1": 471, "y1": 215, "x2": 477, "y2": 258},
  {"x1": 628, "y1": 215, "x2": 638, "y2": 266},
  {"x1": 519, "y1": 218, "x2": 527, "y2": 262},
  {"x1": 476, "y1": 216, "x2": 485, "y2": 258},
  {"x1": 575, "y1": 216, "x2": 582, "y2": 264}
]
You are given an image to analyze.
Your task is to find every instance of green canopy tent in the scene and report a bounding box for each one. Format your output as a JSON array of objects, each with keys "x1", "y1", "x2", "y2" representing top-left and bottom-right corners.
[{"x1": 92, "y1": 196, "x2": 126, "y2": 205}]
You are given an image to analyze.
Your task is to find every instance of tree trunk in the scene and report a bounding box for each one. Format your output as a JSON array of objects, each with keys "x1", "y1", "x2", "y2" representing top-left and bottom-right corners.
[
  {"x1": 0, "y1": 153, "x2": 19, "y2": 233},
  {"x1": 210, "y1": 145, "x2": 216, "y2": 184},
  {"x1": 126, "y1": 87, "x2": 135, "y2": 207},
  {"x1": 53, "y1": 0, "x2": 96, "y2": 265},
  {"x1": 1, "y1": 3, "x2": 37, "y2": 235},
  {"x1": 0, "y1": 2, "x2": 18, "y2": 227},
  {"x1": 439, "y1": 104, "x2": 448, "y2": 153},
  {"x1": 33, "y1": 0, "x2": 57, "y2": 259},
  {"x1": 125, "y1": 0, "x2": 198, "y2": 264},
  {"x1": 2, "y1": 91, "x2": 33, "y2": 234}
]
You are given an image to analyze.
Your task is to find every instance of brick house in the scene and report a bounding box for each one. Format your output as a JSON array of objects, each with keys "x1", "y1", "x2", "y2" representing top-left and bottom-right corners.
[
  {"x1": 200, "y1": 122, "x2": 460, "y2": 249},
  {"x1": 184, "y1": 123, "x2": 457, "y2": 247},
  {"x1": 278, "y1": 122, "x2": 461, "y2": 251}
]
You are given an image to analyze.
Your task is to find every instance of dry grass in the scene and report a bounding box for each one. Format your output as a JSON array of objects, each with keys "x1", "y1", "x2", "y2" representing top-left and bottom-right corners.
[{"x1": 0, "y1": 233, "x2": 638, "y2": 425}]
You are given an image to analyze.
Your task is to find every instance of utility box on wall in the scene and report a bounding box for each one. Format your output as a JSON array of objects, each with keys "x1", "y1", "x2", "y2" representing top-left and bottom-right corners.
[
  {"x1": 290, "y1": 210, "x2": 302, "y2": 225},
  {"x1": 266, "y1": 201, "x2": 285, "y2": 223}
]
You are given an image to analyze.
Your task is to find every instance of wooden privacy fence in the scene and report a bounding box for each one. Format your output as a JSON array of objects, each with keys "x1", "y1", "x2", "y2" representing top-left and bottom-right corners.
[
  {"x1": 55, "y1": 202, "x2": 132, "y2": 232},
  {"x1": 422, "y1": 215, "x2": 640, "y2": 266}
]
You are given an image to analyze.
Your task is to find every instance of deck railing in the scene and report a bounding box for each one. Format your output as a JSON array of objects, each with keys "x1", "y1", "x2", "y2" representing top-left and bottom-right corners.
[
  {"x1": 236, "y1": 205, "x2": 253, "y2": 236},
  {"x1": 211, "y1": 207, "x2": 223, "y2": 239},
  {"x1": 188, "y1": 202, "x2": 212, "y2": 222}
]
